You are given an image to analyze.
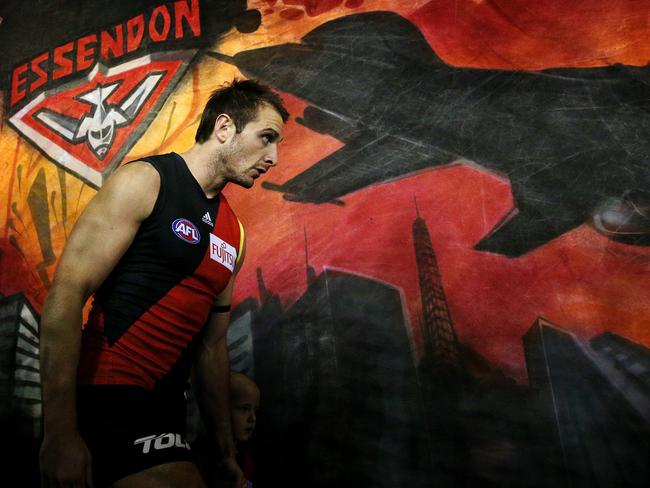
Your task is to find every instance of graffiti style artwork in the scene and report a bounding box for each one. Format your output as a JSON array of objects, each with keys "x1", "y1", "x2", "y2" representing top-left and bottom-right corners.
[
  {"x1": 213, "y1": 11, "x2": 650, "y2": 256},
  {"x1": 11, "y1": 52, "x2": 195, "y2": 186},
  {"x1": 1, "y1": 0, "x2": 649, "y2": 486}
]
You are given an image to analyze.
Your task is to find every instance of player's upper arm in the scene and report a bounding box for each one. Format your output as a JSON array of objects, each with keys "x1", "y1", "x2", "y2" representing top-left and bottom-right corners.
[
  {"x1": 199, "y1": 225, "x2": 247, "y2": 349},
  {"x1": 213, "y1": 223, "x2": 247, "y2": 308},
  {"x1": 51, "y1": 161, "x2": 160, "y2": 299}
]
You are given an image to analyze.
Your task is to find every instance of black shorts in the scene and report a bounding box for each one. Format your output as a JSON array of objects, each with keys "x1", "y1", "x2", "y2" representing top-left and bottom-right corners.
[{"x1": 77, "y1": 385, "x2": 194, "y2": 487}]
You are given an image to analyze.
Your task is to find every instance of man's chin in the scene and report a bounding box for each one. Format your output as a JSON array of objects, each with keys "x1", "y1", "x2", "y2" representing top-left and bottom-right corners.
[{"x1": 231, "y1": 177, "x2": 255, "y2": 189}]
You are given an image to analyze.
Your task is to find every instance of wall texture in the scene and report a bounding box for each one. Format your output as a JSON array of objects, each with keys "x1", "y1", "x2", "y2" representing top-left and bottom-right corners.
[{"x1": 1, "y1": 1, "x2": 649, "y2": 486}]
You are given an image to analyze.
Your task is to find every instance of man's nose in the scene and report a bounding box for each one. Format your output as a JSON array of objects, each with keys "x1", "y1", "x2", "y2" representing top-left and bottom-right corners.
[
  {"x1": 248, "y1": 410, "x2": 256, "y2": 424},
  {"x1": 265, "y1": 143, "x2": 278, "y2": 166}
]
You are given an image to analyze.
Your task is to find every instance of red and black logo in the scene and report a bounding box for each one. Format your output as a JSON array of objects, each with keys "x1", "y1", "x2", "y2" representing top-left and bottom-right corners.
[
  {"x1": 4, "y1": 0, "x2": 263, "y2": 187},
  {"x1": 9, "y1": 51, "x2": 194, "y2": 187}
]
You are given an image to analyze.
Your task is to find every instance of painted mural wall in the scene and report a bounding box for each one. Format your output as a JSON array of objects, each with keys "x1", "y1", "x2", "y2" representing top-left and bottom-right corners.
[{"x1": 1, "y1": 0, "x2": 649, "y2": 486}]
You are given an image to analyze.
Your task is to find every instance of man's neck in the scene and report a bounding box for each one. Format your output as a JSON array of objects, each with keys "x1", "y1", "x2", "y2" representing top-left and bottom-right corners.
[{"x1": 177, "y1": 143, "x2": 227, "y2": 199}]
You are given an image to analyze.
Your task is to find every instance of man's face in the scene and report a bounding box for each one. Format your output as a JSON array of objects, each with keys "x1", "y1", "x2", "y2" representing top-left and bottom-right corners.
[
  {"x1": 231, "y1": 383, "x2": 260, "y2": 443},
  {"x1": 221, "y1": 104, "x2": 284, "y2": 188}
]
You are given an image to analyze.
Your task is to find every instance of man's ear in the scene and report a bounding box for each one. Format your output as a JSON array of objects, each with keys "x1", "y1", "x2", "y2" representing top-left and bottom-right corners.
[{"x1": 213, "y1": 114, "x2": 236, "y2": 143}]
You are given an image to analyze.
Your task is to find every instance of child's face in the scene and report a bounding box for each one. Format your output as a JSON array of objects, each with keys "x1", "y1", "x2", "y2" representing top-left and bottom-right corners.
[{"x1": 231, "y1": 384, "x2": 260, "y2": 443}]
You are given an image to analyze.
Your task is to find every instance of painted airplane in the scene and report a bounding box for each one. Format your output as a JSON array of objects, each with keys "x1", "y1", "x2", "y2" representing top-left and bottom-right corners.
[{"x1": 208, "y1": 11, "x2": 650, "y2": 256}]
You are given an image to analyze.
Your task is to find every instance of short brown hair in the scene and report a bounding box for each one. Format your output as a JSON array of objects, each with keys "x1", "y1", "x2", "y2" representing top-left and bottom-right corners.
[{"x1": 195, "y1": 79, "x2": 289, "y2": 143}]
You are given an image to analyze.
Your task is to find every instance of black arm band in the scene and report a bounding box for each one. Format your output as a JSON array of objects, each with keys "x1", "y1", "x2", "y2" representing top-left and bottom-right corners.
[{"x1": 211, "y1": 304, "x2": 231, "y2": 314}]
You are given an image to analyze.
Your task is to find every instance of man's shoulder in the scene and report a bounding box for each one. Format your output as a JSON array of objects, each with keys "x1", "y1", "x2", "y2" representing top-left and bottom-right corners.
[
  {"x1": 98, "y1": 161, "x2": 162, "y2": 221},
  {"x1": 109, "y1": 160, "x2": 160, "y2": 186}
]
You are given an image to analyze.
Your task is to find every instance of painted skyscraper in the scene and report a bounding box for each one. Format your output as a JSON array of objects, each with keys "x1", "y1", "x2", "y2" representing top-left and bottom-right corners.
[{"x1": 412, "y1": 201, "x2": 461, "y2": 373}]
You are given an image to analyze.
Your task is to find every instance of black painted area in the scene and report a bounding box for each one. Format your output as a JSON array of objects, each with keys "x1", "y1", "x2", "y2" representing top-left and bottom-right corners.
[{"x1": 217, "y1": 11, "x2": 650, "y2": 256}]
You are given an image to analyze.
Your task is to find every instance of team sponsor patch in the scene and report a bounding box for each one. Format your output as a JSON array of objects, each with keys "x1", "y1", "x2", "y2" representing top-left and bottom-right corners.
[
  {"x1": 172, "y1": 218, "x2": 200, "y2": 244},
  {"x1": 133, "y1": 433, "x2": 190, "y2": 454},
  {"x1": 201, "y1": 211, "x2": 214, "y2": 226},
  {"x1": 210, "y1": 234, "x2": 237, "y2": 272}
]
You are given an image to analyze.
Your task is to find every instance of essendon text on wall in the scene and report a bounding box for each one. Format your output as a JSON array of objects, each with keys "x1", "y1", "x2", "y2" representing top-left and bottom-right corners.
[{"x1": 10, "y1": 0, "x2": 201, "y2": 107}]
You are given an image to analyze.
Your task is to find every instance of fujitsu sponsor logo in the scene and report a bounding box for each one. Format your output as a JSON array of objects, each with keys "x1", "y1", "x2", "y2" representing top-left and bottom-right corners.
[
  {"x1": 210, "y1": 234, "x2": 237, "y2": 272},
  {"x1": 172, "y1": 218, "x2": 201, "y2": 244},
  {"x1": 133, "y1": 433, "x2": 190, "y2": 454}
]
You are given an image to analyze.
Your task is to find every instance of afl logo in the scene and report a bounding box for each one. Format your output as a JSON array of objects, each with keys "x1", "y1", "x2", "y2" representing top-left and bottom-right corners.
[{"x1": 172, "y1": 218, "x2": 201, "y2": 244}]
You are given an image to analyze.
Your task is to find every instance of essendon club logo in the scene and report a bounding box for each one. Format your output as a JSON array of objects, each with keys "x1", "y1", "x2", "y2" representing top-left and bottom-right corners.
[
  {"x1": 7, "y1": 0, "x2": 200, "y2": 188},
  {"x1": 9, "y1": 53, "x2": 194, "y2": 187}
]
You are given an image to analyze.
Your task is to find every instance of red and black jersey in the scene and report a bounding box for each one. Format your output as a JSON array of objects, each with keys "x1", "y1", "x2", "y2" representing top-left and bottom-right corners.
[{"x1": 78, "y1": 152, "x2": 244, "y2": 392}]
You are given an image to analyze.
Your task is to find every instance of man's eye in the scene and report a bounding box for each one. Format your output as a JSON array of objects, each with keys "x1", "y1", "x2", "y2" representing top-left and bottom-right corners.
[{"x1": 261, "y1": 134, "x2": 271, "y2": 143}]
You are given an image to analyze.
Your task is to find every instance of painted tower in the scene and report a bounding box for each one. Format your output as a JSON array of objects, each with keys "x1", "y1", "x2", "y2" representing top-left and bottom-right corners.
[{"x1": 412, "y1": 200, "x2": 461, "y2": 373}]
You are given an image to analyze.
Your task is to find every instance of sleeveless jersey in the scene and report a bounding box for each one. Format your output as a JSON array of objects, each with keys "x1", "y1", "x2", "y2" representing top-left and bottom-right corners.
[{"x1": 78, "y1": 153, "x2": 244, "y2": 392}]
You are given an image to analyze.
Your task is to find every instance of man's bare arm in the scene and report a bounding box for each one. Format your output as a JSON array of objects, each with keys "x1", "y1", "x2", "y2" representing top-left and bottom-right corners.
[
  {"x1": 194, "y1": 238, "x2": 246, "y2": 486},
  {"x1": 39, "y1": 162, "x2": 159, "y2": 487}
]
